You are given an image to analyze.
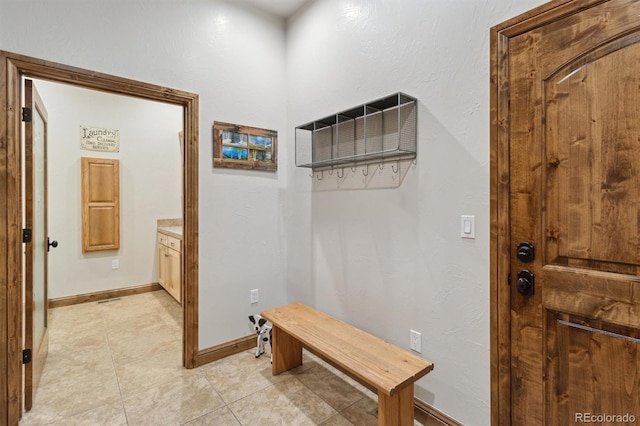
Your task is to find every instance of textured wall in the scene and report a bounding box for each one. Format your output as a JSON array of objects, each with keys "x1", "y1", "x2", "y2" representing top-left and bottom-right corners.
[
  {"x1": 0, "y1": 0, "x2": 289, "y2": 347},
  {"x1": 284, "y1": 0, "x2": 547, "y2": 423},
  {"x1": 33, "y1": 80, "x2": 182, "y2": 299}
]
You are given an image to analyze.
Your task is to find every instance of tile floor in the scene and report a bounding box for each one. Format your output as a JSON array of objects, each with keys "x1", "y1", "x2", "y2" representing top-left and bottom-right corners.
[{"x1": 20, "y1": 291, "x2": 440, "y2": 425}]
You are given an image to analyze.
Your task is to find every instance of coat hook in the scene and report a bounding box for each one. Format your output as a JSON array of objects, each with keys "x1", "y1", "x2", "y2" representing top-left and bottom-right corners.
[
  {"x1": 362, "y1": 165, "x2": 369, "y2": 176},
  {"x1": 351, "y1": 167, "x2": 357, "y2": 173},
  {"x1": 309, "y1": 171, "x2": 314, "y2": 178},
  {"x1": 328, "y1": 168, "x2": 334, "y2": 176},
  {"x1": 412, "y1": 158, "x2": 417, "y2": 168},
  {"x1": 316, "y1": 171, "x2": 324, "y2": 180},
  {"x1": 392, "y1": 162, "x2": 399, "y2": 174},
  {"x1": 337, "y1": 168, "x2": 344, "y2": 178},
  {"x1": 379, "y1": 162, "x2": 384, "y2": 171}
]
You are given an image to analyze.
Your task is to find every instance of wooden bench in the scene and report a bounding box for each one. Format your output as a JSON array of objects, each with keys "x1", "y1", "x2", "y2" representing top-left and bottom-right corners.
[{"x1": 261, "y1": 303, "x2": 434, "y2": 426}]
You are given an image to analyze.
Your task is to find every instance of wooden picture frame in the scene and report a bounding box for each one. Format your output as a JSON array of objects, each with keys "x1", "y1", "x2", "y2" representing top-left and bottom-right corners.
[{"x1": 213, "y1": 121, "x2": 277, "y2": 172}]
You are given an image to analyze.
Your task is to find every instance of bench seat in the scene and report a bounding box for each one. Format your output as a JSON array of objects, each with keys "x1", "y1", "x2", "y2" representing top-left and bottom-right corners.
[{"x1": 261, "y1": 303, "x2": 434, "y2": 425}]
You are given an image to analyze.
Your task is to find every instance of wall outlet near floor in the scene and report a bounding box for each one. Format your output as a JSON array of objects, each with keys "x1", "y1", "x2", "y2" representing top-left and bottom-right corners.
[
  {"x1": 250, "y1": 289, "x2": 259, "y2": 304},
  {"x1": 410, "y1": 329, "x2": 422, "y2": 353},
  {"x1": 111, "y1": 259, "x2": 119, "y2": 270}
]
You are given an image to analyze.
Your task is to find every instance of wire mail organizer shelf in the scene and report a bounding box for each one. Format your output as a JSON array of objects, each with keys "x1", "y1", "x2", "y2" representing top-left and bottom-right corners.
[{"x1": 295, "y1": 92, "x2": 417, "y2": 171}]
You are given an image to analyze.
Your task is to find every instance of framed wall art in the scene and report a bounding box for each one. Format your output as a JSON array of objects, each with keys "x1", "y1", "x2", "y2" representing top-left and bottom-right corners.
[{"x1": 213, "y1": 121, "x2": 277, "y2": 172}]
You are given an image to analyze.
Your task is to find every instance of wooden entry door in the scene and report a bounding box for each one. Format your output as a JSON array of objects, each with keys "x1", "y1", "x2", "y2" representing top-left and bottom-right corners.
[
  {"x1": 492, "y1": 0, "x2": 640, "y2": 424},
  {"x1": 23, "y1": 79, "x2": 51, "y2": 410}
]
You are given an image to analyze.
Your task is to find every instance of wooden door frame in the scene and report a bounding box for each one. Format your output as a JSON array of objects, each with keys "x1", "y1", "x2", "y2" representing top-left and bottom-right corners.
[
  {"x1": 490, "y1": 0, "x2": 611, "y2": 424},
  {"x1": 0, "y1": 50, "x2": 199, "y2": 425}
]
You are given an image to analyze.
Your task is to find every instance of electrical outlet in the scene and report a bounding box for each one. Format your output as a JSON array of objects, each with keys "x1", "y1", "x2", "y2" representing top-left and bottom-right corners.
[
  {"x1": 111, "y1": 259, "x2": 119, "y2": 270},
  {"x1": 410, "y1": 330, "x2": 422, "y2": 353},
  {"x1": 250, "y1": 289, "x2": 259, "y2": 304}
]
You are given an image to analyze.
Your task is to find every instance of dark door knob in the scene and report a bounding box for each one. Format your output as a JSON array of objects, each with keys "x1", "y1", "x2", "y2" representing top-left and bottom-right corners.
[
  {"x1": 517, "y1": 241, "x2": 535, "y2": 263},
  {"x1": 517, "y1": 269, "x2": 535, "y2": 297},
  {"x1": 47, "y1": 238, "x2": 58, "y2": 252}
]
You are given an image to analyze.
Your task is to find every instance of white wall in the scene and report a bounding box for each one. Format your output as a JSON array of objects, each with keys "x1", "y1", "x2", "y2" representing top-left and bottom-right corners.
[
  {"x1": 285, "y1": 0, "x2": 547, "y2": 424},
  {"x1": 33, "y1": 80, "x2": 182, "y2": 299},
  {"x1": 0, "y1": 0, "x2": 288, "y2": 347}
]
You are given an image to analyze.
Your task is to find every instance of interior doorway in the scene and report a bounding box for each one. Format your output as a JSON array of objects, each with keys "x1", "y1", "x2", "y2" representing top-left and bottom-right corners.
[
  {"x1": 0, "y1": 50, "x2": 199, "y2": 425},
  {"x1": 25, "y1": 77, "x2": 184, "y2": 407}
]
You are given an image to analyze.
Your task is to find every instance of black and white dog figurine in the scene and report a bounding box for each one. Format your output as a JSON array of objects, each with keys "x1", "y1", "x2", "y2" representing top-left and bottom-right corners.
[{"x1": 248, "y1": 314, "x2": 272, "y2": 362}]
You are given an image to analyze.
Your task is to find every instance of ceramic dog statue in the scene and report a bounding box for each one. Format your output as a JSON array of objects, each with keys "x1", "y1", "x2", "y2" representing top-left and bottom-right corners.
[{"x1": 248, "y1": 314, "x2": 272, "y2": 362}]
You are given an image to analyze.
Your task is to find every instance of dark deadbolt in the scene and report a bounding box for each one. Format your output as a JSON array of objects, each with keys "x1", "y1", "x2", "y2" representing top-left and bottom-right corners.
[
  {"x1": 517, "y1": 241, "x2": 535, "y2": 263},
  {"x1": 517, "y1": 270, "x2": 535, "y2": 297},
  {"x1": 47, "y1": 238, "x2": 58, "y2": 252}
]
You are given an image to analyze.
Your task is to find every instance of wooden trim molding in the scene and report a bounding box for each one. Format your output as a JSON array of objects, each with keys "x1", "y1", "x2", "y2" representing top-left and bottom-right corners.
[
  {"x1": 0, "y1": 50, "x2": 24, "y2": 426},
  {"x1": 196, "y1": 335, "x2": 256, "y2": 367},
  {"x1": 48, "y1": 283, "x2": 162, "y2": 309},
  {"x1": 0, "y1": 50, "x2": 199, "y2": 425},
  {"x1": 414, "y1": 398, "x2": 463, "y2": 426}
]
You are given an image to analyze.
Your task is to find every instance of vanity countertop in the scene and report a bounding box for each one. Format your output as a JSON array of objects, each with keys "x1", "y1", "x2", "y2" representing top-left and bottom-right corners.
[{"x1": 157, "y1": 226, "x2": 183, "y2": 240}]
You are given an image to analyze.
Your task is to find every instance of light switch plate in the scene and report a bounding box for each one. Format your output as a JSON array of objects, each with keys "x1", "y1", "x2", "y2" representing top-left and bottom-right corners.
[{"x1": 461, "y1": 215, "x2": 475, "y2": 239}]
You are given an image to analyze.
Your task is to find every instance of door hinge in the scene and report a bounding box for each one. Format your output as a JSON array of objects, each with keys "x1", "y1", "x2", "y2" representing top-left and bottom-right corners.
[
  {"x1": 22, "y1": 228, "x2": 32, "y2": 243},
  {"x1": 22, "y1": 349, "x2": 32, "y2": 364},
  {"x1": 22, "y1": 107, "x2": 32, "y2": 122}
]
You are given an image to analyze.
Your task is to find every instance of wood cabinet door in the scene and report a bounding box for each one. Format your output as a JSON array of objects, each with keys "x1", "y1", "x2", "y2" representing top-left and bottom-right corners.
[
  {"x1": 158, "y1": 243, "x2": 168, "y2": 289},
  {"x1": 500, "y1": 0, "x2": 640, "y2": 423},
  {"x1": 81, "y1": 157, "x2": 119, "y2": 252},
  {"x1": 167, "y1": 247, "x2": 181, "y2": 304}
]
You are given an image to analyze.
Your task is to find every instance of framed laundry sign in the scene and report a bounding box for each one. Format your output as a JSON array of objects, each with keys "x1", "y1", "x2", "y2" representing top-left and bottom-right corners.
[
  {"x1": 80, "y1": 125, "x2": 120, "y2": 152},
  {"x1": 213, "y1": 121, "x2": 277, "y2": 172}
]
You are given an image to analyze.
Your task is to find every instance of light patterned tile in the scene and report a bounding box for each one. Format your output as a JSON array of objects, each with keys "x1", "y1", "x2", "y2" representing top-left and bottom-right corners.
[
  {"x1": 114, "y1": 348, "x2": 201, "y2": 397},
  {"x1": 319, "y1": 414, "x2": 355, "y2": 425},
  {"x1": 108, "y1": 323, "x2": 180, "y2": 365},
  {"x1": 228, "y1": 376, "x2": 337, "y2": 425},
  {"x1": 39, "y1": 344, "x2": 114, "y2": 387},
  {"x1": 48, "y1": 328, "x2": 109, "y2": 354},
  {"x1": 99, "y1": 299, "x2": 161, "y2": 325},
  {"x1": 147, "y1": 289, "x2": 178, "y2": 307},
  {"x1": 25, "y1": 292, "x2": 389, "y2": 426},
  {"x1": 183, "y1": 406, "x2": 241, "y2": 426},
  {"x1": 200, "y1": 350, "x2": 288, "y2": 404},
  {"x1": 50, "y1": 401, "x2": 128, "y2": 426},
  {"x1": 156, "y1": 296, "x2": 183, "y2": 316},
  {"x1": 47, "y1": 305, "x2": 107, "y2": 354},
  {"x1": 305, "y1": 352, "x2": 377, "y2": 400},
  {"x1": 104, "y1": 312, "x2": 169, "y2": 342},
  {"x1": 26, "y1": 368, "x2": 120, "y2": 421},
  {"x1": 155, "y1": 302, "x2": 183, "y2": 338},
  {"x1": 19, "y1": 406, "x2": 58, "y2": 425},
  {"x1": 123, "y1": 374, "x2": 224, "y2": 425},
  {"x1": 49, "y1": 303, "x2": 103, "y2": 326},
  {"x1": 340, "y1": 396, "x2": 379, "y2": 426},
  {"x1": 293, "y1": 361, "x2": 365, "y2": 411}
]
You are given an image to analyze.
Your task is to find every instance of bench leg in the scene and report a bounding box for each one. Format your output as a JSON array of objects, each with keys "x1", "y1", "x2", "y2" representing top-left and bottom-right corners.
[
  {"x1": 378, "y1": 384, "x2": 414, "y2": 426},
  {"x1": 271, "y1": 325, "x2": 303, "y2": 375}
]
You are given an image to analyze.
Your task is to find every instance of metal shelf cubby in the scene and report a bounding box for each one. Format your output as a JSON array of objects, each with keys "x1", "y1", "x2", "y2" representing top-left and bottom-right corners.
[{"x1": 295, "y1": 92, "x2": 417, "y2": 171}]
